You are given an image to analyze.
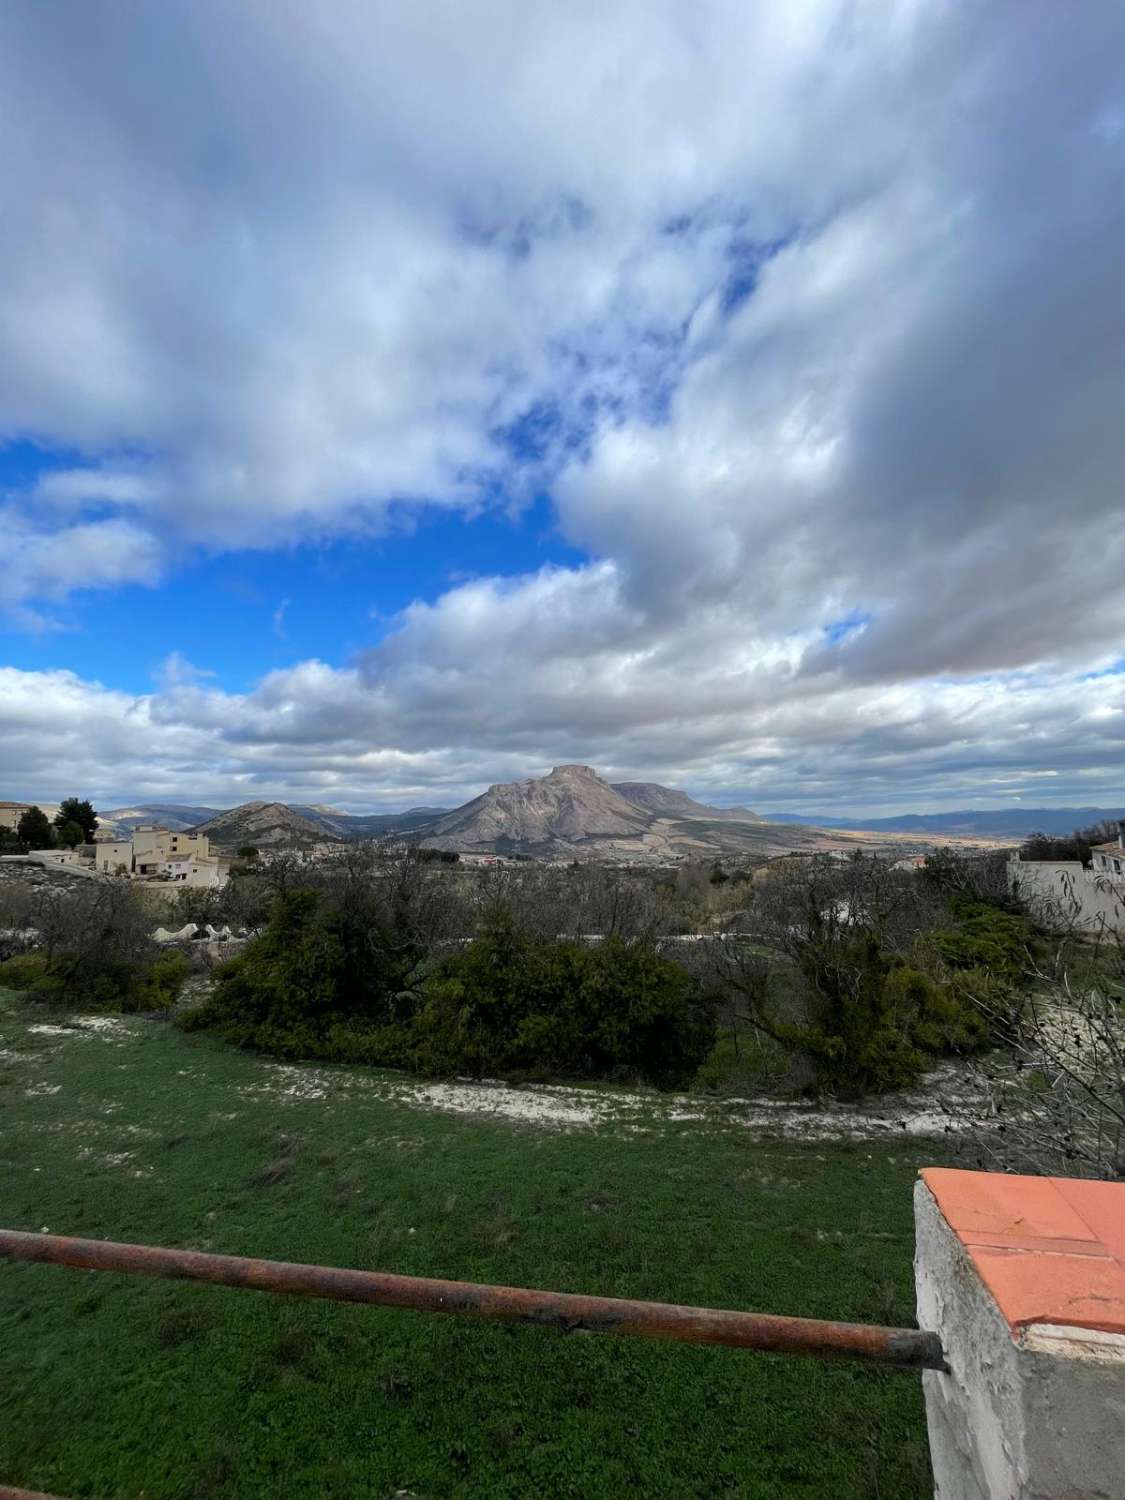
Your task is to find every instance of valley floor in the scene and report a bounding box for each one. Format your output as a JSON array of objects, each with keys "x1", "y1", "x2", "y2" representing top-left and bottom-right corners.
[{"x1": 0, "y1": 990, "x2": 961, "y2": 1498}]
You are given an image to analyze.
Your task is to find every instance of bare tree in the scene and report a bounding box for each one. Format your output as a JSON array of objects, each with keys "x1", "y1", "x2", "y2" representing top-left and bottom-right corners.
[{"x1": 963, "y1": 932, "x2": 1125, "y2": 1180}]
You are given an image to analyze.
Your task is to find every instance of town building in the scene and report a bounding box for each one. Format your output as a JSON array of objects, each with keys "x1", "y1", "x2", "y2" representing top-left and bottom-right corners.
[
  {"x1": 0, "y1": 801, "x2": 60, "y2": 831},
  {"x1": 1090, "y1": 827, "x2": 1125, "y2": 880},
  {"x1": 93, "y1": 825, "x2": 228, "y2": 887},
  {"x1": 1007, "y1": 820, "x2": 1125, "y2": 933}
]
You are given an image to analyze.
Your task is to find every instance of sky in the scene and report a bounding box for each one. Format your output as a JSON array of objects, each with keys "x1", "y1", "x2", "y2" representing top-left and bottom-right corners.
[{"x1": 1, "y1": 1, "x2": 1124, "y2": 818}]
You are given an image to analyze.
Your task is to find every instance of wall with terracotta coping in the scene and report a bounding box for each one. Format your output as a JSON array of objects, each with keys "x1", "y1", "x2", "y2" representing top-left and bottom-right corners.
[{"x1": 915, "y1": 1167, "x2": 1125, "y2": 1499}]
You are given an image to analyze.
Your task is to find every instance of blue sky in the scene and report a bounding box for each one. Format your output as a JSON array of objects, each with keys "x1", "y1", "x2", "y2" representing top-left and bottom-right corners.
[
  {"x1": 1, "y1": 2, "x2": 1123, "y2": 816},
  {"x1": 0, "y1": 452, "x2": 581, "y2": 697}
]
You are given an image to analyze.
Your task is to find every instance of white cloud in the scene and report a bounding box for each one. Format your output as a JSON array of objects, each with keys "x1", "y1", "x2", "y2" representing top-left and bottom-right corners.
[
  {"x1": 1, "y1": 513, "x2": 164, "y2": 607},
  {"x1": 1, "y1": 3, "x2": 1124, "y2": 804},
  {"x1": 0, "y1": 606, "x2": 1121, "y2": 813}
]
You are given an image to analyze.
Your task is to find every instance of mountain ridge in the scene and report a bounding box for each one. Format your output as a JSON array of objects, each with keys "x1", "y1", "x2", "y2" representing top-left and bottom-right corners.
[
  {"x1": 612, "y1": 782, "x2": 762, "y2": 822},
  {"x1": 761, "y1": 806, "x2": 1125, "y2": 837},
  {"x1": 96, "y1": 787, "x2": 1124, "y2": 856}
]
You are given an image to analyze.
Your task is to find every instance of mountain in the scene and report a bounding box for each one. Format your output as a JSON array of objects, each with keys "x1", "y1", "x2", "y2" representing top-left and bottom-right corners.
[
  {"x1": 424, "y1": 765, "x2": 651, "y2": 853},
  {"x1": 191, "y1": 801, "x2": 331, "y2": 848},
  {"x1": 100, "y1": 774, "x2": 1062, "y2": 861},
  {"x1": 760, "y1": 806, "x2": 1125, "y2": 838},
  {"x1": 612, "y1": 782, "x2": 762, "y2": 822},
  {"x1": 418, "y1": 764, "x2": 832, "y2": 860},
  {"x1": 101, "y1": 803, "x2": 223, "y2": 836}
]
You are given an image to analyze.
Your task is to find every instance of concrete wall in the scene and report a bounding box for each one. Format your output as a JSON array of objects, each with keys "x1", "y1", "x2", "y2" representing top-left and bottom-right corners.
[
  {"x1": 1008, "y1": 855, "x2": 1125, "y2": 934},
  {"x1": 29, "y1": 848, "x2": 81, "y2": 866},
  {"x1": 915, "y1": 1172, "x2": 1125, "y2": 1499}
]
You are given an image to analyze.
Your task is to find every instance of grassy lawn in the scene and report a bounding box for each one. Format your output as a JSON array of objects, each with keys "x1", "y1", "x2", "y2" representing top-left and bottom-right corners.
[{"x1": 0, "y1": 989, "x2": 947, "y2": 1499}]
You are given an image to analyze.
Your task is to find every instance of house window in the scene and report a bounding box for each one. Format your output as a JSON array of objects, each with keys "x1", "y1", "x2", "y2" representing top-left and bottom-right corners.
[{"x1": 1115, "y1": 859, "x2": 1122, "y2": 876}]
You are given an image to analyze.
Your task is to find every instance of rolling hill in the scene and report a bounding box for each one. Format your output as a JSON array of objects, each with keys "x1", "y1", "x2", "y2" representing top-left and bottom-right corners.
[
  {"x1": 101, "y1": 803, "x2": 222, "y2": 836},
  {"x1": 191, "y1": 801, "x2": 329, "y2": 848}
]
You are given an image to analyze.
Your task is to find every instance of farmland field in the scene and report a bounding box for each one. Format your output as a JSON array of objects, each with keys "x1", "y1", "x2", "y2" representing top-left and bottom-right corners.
[{"x1": 0, "y1": 989, "x2": 951, "y2": 1498}]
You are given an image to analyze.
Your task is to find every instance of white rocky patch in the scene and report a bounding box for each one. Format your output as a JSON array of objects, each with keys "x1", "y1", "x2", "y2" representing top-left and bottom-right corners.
[{"x1": 233, "y1": 1057, "x2": 987, "y2": 1140}]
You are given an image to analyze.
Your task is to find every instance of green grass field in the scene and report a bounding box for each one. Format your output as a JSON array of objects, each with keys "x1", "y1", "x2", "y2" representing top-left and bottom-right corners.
[{"x1": 0, "y1": 989, "x2": 947, "y2": 1498}]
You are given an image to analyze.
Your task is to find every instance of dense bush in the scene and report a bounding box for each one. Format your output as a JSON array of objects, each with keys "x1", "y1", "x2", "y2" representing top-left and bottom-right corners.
[
  {"x1": 169, "y1": 847, "x2": 1039, "y2": 1099},
  {"x1": 180, "y1": 887, "x2": 424, "y2": 1057},
  {"x1": 0, "y1": 881, "x2": 190, "y2": 1012},
  {"x1": 696, "y1": 856, "x2": 1016, "y2": 1096},
  {"x1": 0, "y1": 946, "x2": 189, "y2": 1012},
  {"x1": 182, "y1": 894, "x2": 714, "y2": 1088},
  {"x1": 775, "y1": 929, "x2": 988, "y2": 1096},
  {"x1": 412, "y1": 922, "x2": 714, "y2": 1086},
  {"x1": 929, "y1": 897, "x2": 1035, "y2": 981}
]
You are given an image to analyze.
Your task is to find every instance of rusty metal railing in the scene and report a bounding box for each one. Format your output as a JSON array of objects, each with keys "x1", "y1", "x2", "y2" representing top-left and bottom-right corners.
[{"x1": 0, "y1": 1228, "x2": 945, "y2": 1370}]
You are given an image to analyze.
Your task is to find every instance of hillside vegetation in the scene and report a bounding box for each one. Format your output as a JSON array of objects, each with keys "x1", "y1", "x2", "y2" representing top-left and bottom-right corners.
[{"x1": 158, "y1": 845, "x2": 1036, "y2": 1101}]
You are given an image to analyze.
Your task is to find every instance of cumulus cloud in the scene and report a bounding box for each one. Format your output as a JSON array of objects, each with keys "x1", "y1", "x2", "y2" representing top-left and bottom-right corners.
[
  {"x1": 1, "y1": 2, "x2": 1124, "y2": 806},
  {"x1": 2, "y1": 512, "x2": 164, "y2": 608},
  {"x1": 0, "y1": 615, "x2": 1121, "y2": 813}
]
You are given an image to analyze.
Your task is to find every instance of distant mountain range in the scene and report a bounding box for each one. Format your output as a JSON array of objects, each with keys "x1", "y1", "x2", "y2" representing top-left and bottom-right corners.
[
  {"x1": 102, "y1": 770, "x2": 798, "y2": 858},
  {"x1": 100, "y1": 801, "x2": 448, "y2": 845},
  {"x1": 760, "y1": 806, "x2": 1125, "y2": 837},
  {"x1": 97, "y1": 784, "x2": 1123, "y2": 860}
]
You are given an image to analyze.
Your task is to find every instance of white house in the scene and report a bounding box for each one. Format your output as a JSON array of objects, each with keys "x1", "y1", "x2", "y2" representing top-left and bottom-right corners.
[
  {"x1": 1007, "y1": 822, "x2": 1125, "y2": 934},
  {"x1": 1090, "y1": 825, "x2": 1125, "y2": 880}
]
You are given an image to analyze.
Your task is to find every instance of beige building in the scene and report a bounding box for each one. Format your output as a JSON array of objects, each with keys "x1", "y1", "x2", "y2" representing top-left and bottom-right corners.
[
  {"x1": 0, "y1": 801, "x2": 60, "y2": 831},
  {"x1": 95, "y1": 840, "x2": 134, "y2": 875},
  {"x1": 94, "y1": 825, "x2": 228, "y2": 888},
  {"x1": 131, "y1": 825, "x2": 211, "y2": 872}
]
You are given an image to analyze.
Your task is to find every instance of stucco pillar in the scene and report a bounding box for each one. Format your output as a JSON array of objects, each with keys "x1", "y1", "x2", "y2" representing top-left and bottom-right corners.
[{"x1": 914, "y1": 1167, "x2": 1125, "y2": 1500}]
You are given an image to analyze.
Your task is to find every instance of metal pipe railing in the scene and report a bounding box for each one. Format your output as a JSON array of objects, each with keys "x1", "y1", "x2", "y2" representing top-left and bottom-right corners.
[{"x1": 0, "y1": 1228, "x2": 945, "y2": 1370}]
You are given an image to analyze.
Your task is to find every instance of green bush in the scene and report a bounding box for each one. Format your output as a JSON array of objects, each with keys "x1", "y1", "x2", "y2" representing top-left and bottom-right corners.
[
  {"x1": 180, "y1": 888, "x2": 423, "y2": 1056},
  {"x1": 182, "y1": 895, "x2": 714, "y2": 1088},
  {"x1": 930, "y1": 898, "x2": 1035, "y2": 980},
  {"x1": 410, "y1": 925, "x2": 713, "y2": 1087},
  {"x1": 768, "y1": 930, "x2": 990, "y2": 1097},
  {"x1": 0, "y1": 953, "x2": 53, "y2": 991},
  {"x1": 126, "y1": 950, "x2": 192, "y2": 1012},
  {"x1": 0, "y1": 947, "x2": 189, "y2": 1012}
]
